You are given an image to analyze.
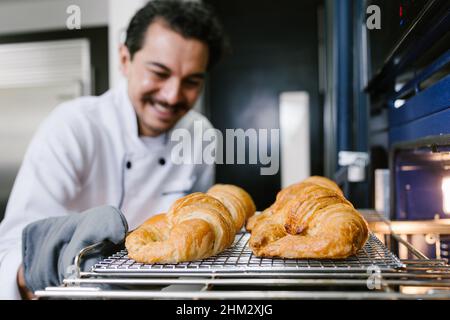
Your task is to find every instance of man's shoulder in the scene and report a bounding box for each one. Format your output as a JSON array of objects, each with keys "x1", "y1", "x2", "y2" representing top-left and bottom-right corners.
[
  {"x1": 51, "y1": 90, "x2": 113, "y2": 120},
  {"x1": 42, "y1": 89, "x2": 120, "y2": 134},
  {"x1": 35, "y1": 90, "x2": 116, "y2": 143}
]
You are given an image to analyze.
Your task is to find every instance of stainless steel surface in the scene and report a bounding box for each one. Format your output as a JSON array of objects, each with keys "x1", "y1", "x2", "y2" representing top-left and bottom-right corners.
[
  {"x1": 366, "y1": 210, "x2": 450, "y2": 260},
  {"x1": 91, "y1": 233, "x2": 403, "y2": 275},
  {"x1": 73, "y1": 241, "x2": 105, "y2": 278},
  {"x1": 390, "y1": 233, "x2": 429, "y2": 260},
  {"x1": 369, "y1": 219, "x2": 450, "y2": 235},
  {"x1": 35, "y1": 288, "x2": 450, "y2": 300},
  {"x1": 63, "y1": 277, "x2": 450, "y2": 287}
]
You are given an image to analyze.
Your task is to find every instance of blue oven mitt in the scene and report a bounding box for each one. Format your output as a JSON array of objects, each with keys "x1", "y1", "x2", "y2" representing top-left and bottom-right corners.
[{"x1": 22, "y1": 205, "x2": 128, "y2": 293}]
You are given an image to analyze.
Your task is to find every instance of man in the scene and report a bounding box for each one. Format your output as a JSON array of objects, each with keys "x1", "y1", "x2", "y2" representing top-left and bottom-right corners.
[{"x1": 0, "y1": 1, "x2": 227, "y2": 299}]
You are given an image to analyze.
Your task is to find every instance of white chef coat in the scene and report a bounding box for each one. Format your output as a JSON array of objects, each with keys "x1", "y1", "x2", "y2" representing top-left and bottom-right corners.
[{"x1": 0, "y1": 81, "x2": 215, "y2": 299}]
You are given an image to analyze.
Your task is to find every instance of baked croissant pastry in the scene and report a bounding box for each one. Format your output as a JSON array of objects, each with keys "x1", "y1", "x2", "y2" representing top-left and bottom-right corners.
[
  {"x1": 125, "y1": 184, "x2": 255, "y2": 264},
  {"x1": 248, "y1": 176, "x2": 369, "y2": 259}
]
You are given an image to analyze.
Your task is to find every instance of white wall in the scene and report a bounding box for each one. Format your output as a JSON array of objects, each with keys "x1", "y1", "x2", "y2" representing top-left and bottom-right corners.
[
  {"x1": 108, "y1": 0, "x2": 147, "y2": 88},
  {"x1": 0, "y1": 0, "x2": 109, "y2": 34}
]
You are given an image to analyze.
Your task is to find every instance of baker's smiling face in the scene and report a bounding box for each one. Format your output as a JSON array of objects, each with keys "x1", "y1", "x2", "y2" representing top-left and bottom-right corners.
[{"x1": 120, "y1": 19, "x2": 209, "y2": 137}]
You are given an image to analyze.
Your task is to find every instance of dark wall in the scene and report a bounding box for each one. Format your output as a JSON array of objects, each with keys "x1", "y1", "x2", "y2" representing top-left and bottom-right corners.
[{"x1": 205, "y1": 0, "x2": 323, "y2": 210}]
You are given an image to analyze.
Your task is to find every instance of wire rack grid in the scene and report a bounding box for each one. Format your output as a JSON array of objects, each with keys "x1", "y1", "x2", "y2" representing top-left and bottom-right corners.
[{"x1": 92, "y1": 233, "x2": 404, "y2": 274}]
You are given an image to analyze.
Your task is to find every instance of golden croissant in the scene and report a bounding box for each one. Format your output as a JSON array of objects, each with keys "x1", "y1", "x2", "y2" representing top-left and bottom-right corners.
[
  {"x1": 125, "y1": 184, "x2": 256, "y2": 264},
  {"x1": 247, "y1": 176, "x2": 369, "y2": 259}
]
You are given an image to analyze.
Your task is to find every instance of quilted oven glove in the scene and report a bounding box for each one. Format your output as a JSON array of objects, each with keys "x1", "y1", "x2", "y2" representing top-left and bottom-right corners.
[{"x1": 22, "y1": 205, "x2": 128, "y2": 293}]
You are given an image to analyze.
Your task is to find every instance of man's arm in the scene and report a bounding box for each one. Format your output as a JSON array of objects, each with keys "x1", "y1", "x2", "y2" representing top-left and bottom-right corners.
[
  {"x1": 17, "y1": 265, "x2": 35, "y2": 300},
  {"x1": 0, "y1": 243, "x2": 22, "y2": 299},
  {"x1": 0, "y1": 105, "x2": 86, "y2": 299}
]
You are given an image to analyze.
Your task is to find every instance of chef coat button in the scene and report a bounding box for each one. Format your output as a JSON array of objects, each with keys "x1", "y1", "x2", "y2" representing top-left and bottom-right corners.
[
  {"x1": 158, "y1": 158, "x2": 166, "y2": 166},
  {"x1": 126, "y1": 161, "x2": 132, "y2": 169}
]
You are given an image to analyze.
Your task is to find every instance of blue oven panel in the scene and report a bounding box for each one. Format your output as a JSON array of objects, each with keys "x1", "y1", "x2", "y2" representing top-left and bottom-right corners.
[{"x1": 394, "y1": 145, "x2": 450, "y2": 220}]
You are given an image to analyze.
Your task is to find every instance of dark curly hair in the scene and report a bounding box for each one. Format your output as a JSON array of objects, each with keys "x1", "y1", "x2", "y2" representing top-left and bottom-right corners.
[{"x1": 125, "y1": 0, "x2": 229, "y2": 69}]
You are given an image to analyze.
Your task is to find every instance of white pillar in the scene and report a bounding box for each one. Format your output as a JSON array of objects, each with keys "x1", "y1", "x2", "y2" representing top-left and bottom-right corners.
[
  {"x1": 279, "y1": 92, "x2": 311, "y2": 188},
  {"x1": 108, "y1": 0, "x2": 147, "y2": 88}
]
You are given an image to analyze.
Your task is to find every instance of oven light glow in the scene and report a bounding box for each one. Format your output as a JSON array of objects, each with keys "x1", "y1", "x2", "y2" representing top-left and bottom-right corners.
[
  {"x1": 443, "y1": 177, "x2": 450, "y2": 214},
  {"x1": 394, "y1": 99, "x2": 405, "y2": 109}
]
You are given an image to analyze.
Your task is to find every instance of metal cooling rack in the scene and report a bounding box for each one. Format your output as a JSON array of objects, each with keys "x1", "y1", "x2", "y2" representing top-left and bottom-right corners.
[
  {"x1": 36, "y1": 212, "x2": 450, "y2": 300},
  {"x1": 92, "y1": 233, "x2": 404, "y2": 274}
]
